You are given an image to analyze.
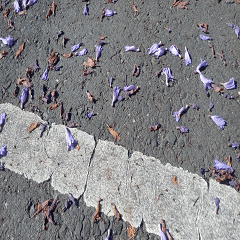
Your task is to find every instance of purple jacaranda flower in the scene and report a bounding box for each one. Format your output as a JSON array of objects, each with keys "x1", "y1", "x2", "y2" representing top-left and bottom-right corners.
[
  {"x1": 208, "y1": 115, "x2": 226, "y2": 129},
  {"x1": 164, "y1": 27, "x2": 171, "y2": 33},
  {"x1": 65, "y1": 127, "x2": 77, "y2": 151},
  {"x1": 213, "y1": 159, "x2": 233, "y2": 172},
  {"x1": 105, "y1": 229, "x2": 111, "y2": 240},
  {"x1": 71, "y1": 42, "x2": 82, "y2": 52},
  {"x1": 169, "y1": 45, "x2": 181, "y2": 58},
  {"x1": 34, "y1": 60, "x2": 40, "y2": 72},
  {"x1": 184, "y1": 47, "x2": 191, "y2": 66},
  {"x1": 0, "y1": 113, "x2": 6, "y2": 126},
  {"x1": 224, "y1": 94, "x2": 233, "y2": 99},
  {"x1": 0, "y1": 162, "x2": 5, "y2": 171},
  {"x1": 124, "y1": 45, "x2": 140, "y2": 52},
  {"x1": 14, "y1": 0, "x2": 21, "y2": 13},
  {"x1": 75, "y1": 48, "x2": 88, "y2": 56},
  {"x1": 189, "y1": 103, "x2": 199, "y2": 111},
  {"x1": 148, "y1": 42, "x2": 161, "y2": 55},
  {"x1": 110, "y1": 76, "x2": 113, "y2": 88},
  {"x1": 234, "y1": 25, "x2": 239, "y2": 38},
  {"x1": 19, "y1": 87, "x2": 28, "y2": 109},
  {"x1": 220, "y1": 78, "x2": 235, "y2": 90},
  {"x1": 200, "y1": 168, "x2": 209, "y2": 175},
  {"x1": 27, "y1": 0, "x2": 37, "y2": 6},
  {"x1": 40, "y1": 124, "x2": 46, "y2": 138},
  {"x1": 226, "y1": 22, "x2": 234, "y2": 28},
  {"x1": 209, "y1": 102, "x2": 214, "y2": 111},
  {"x1": 200, "y1": 34, "x2": 212, "y2": 41},
  {"x1": 194, "y1": 59, "x2": 208, "y2": 74},
  {"x1": 105, "y1": 9, "x2": 116, "y2": 17},
  {"x1": 0, "y1": 35, "x2": 14, "y2": 47},
  {"x1": 176, "y1": 126, "x2": 189, "y2": 133},
  {"x1": 83, "y1": 3, "x2": 88, "y2": 15},
  {"x1": 162, "y1": 67, "x2": 174, "y2": 86},
  {"x1": 149, "y1": 123, "x2": 160, "y2": 131},
  {"x1": 159, "y1": 223, "x2": 167, "y2": 240},
  {"x1": 86, "y1": 111, "x2": 93, "y2": 119},
  {"x1": 98, "y1": 40, "x2": 107, "y2": 46},
  {"x1": 111, "y1": 86, "x2": 122, "y2": 106},
  {"x1": 199, "y1": 26, "x2": 206, "y2": 32},
  {"x1": 62, "y1": 193, "x2": 76, "y2": 211},
  {"x1": 199, "y1": 73, "x2": 212, "y2": 91},
  {"x1": 22, "y1": 0, "x2": 28, "y2": 8},
  {"x1": 228, "y1": 142, "x2": 239, "y2": 148},
  {"x1": 123, "y1": 85, "x2": 139, "y2": 96},
  {"x1": 53, "y1": 65, "x2": 63, "y2": 71},
  {"x1": 0, "y1": 145, "x2": 7, "y2": 157},
  {"x1": 214, "y1": 197, "x2": 220, "y2": 214},
  {"x1": 155, "y1": 47, "x2": 167, "y2": 59},
  {"x1": 173, "y1": 105, "x2": 189, "y2": 122},
  {"x1": 68, "y1": 193, "x2": 76, "y2": 206},
  {"x1": 228, "y1": 179, "x2": 235, "y2": 187},
  {"x1": 41, "y1": 65, "x2": 49, "y2": 81},
  {"x1": 96, "y1": 45, "x2": 102, "y2": 61}
]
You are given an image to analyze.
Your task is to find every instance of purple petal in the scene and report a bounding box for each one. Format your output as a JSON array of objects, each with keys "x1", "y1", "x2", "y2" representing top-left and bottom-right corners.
[
  {"x1": 194, "y1": 59, "x2": 207, "y2": 74},
  {"x1": 111, "y1": 86, "x2": 121, "y2": 106},
  {"x1": 34, "y1": 60, "x2": 40, "y2": 72},
  {"x1": 41, "y1": 66, "x2": 49, "y2": 81},
  {"x1": 0, "y1": 145, "x2": 7, "y2": 157},
  {"x1": 199, "y1": 73, "x2": 212, "y2": 90},
  {"x1": 53, "y1": 65, "x2": 63, "y2": 71},
  {"x1": 109, "y1": 76, "x2": 113, "y2": 87},
  {"x1": 173, "y1": 105, "x2": 189, "y2": 122},
  {"x1": 162, "y1": 67, "x2": 174, "y2": 86},
  {"x1": 19, "y1": 88, "x2": 28, "y2": 109},
  {"x1": 40, "y1": 124, "x2": 46, "y2": 137},
  {"x1": 148, "y1": 42, "x2": 161, "y2": 55},
  {"x1": 117, "y1": 95, "x2": 123, "y2": 101},
  {"x1": 14, "y1": 0, "x2": 21, "y2": 13},
  {"x1": 71, "y1": 42, "x2": 82, "y2": 52},
  {"x1": 213, "y1": 159, "x2": 233, "y2": 172},
  {"x1": 159, "y1": 223, "x2": 167, "y2": 240},
  {"x1": 226, "y1": 22, "x2": 234, "y2": 28},
  {"x1": 65, "y1": 127, "x2": 77, "y2": 151},
  {"x1": 0, "y1": 35, "x2": 14, "y2": 47},
  {"x1": 155, "y1": 47, "x2": 167, "y2": 59},
  {"x1": 68, "y1": 193, "x2": 76, "y2": 206},
  {"x1": 105, "y1": 9, "x2": 116, "y2": 17},
  {"x1": 200, "y1": 34, "x2": 212, "y2": 41},
  {"x1": 220, "y1": 78, "x2": 235, "y2": 90},
  {"x1": 184, "y1": 47, "x2": 191, "y2": 66},
  {"x1": 0, "y1": 162, "x2": 5, "y2": 171},
  {"x1": 169, "y1": 45, "x2": 181, "y2": 58},
  {"x1": 123, "y1": 85, "x2": 136, "y2": 92},
  {"x1": 234, "y1": 25, "x2": 239, "y2": 38},
  {"x1": 228, "y1": 142, "x2": 239, "y2": 148},
  {"x1": 209, "y1": 102, "x2": 214, "y2": 111},
  {"x1": 0, "y1": 113, "x2": 6, "y2": 126},
  {"x1": 22, "y1": 0, "x2": 28, "y2": 8},
  {"x1": 224, "y1": 94, "x2": 233, "y2": 99},
  {"x1": 27, "y1": 0, "x2": 37, "y2": 6},
  {"x1": 124, "y1": 45, "x2": 140, "y2": 52},
  {"x1": 75, "y1": 48, "x2": 88, "y2": 56},
  {"x1": 96, "y1": 45, "x2": 102, "y2": 60},
  {"x1": 209, "y1": 115, "x2": 226, "y2": 129},
  {"x1": 86, "y1": 111, "x2": 93, "y2": 119},
  {"x1": 176, "y1": 126, "x2": 189, "y2": 133},
  {"x1": 189, "y1": 103, "x2": 199, "y2": 111},
  {"x1": 105, "y1": 229, "x2": 111, "y2": 240},
  {"x1": 83, "y1": 3, "x2": 88, "y2": 15},
  {"x1": 214, "y1": 197, "x2": 220, "y2": 214}
]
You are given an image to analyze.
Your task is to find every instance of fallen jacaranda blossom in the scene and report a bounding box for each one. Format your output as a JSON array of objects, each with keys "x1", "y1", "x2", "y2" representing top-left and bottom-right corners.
[
  {"x1": 213, "y1": 159, "x2": 233, "y2": 172},
  {"x1": 169, "y1": 45, "x2": 181, "y2": 58},
  {"x1": 194, "y1": 59, "x2": 208, "y2": 74},
  {"x1": 53, "y1": 65, "x2": 63, "y2": 71},
  {"x1": 0, "y1": 35, "x2": 14, "y2": 47},
  {"x1": 149, "y1": 123, "x2": 160, "y2": 131},
  {"x1": 176, "y1": 126, "x2": 189, "y2": 133},
  {"x1": 200, "y1": 34, "x2": 212, "y2": 41},
  {"x1": 200, "y1": 168, "x2": 209, "y2": 175},
  {"x1": 41, "y1": 65, "x2": 49, "y2": 81},
  {"x1": 62, "y1": 193, "x2": 76, "y2": 211},
  {"x1": 162, "y1": 67, "x2": 174, "y2": 86},
  {"x1": 199, "y1": 73, "x2": 212, "y2": 92},
  {"x1": 105, "y1": 229, "x2": 111, "y2": 240},
  {"x1": 105, "y1": 9, "x2": 116, "y2": 17},
  {"x1": 148, "y1": 42, "x2": 161, "y2": 55},
  {"x1": 219, "y1": 78, "x2": 235, "y2": 90},
  {"x1": 0, "y1": 162, "x2": 5, "y2": 171},
  {"x1": 123, "y1": 85, "x2": 139, "y2": 96},
  {"x1": 65, "y1": 127, "x2": 77, "y2": 151},
  {"x1": 75, "y1": 48, "x2": 88, "y2": 56},
  {"x1": 124, "y1": 45, "x2": 140, "y2": 52},
  {"x1": 0, "y1": 145, "x2": 7, "y2": 157},
  {"x1": 158, "y1": 223, "x2": 167, "y2": 240},
  {"x1": 228, "y1": 142, "x2": 239, "y2": 148},
  {"x1": 155, "y1": 47, "x2": 167, "y2": 59},
  {"x1": 83, "y1": 3, "x2": 88, "y2": 15},
  {"x1": 96, "y1": 45, "x2": 102, "y2": 60},
  {"x1": 111, "y1": 86, "x2": 123, "y2": 106},
  {"x1": 234, "y1": 25, "x2": 239, "y2": 38},
  {"x1": 184, "y1": 47, "x2": 191, "y2": 66},
  {"x1": 19, "y1": 87, "x2": 28, "y2": 109},
  {"x1": 110, "y1": 76, "x2": 113, "y2": 87},
  {"x1": 224, "y1": 94, "x2": 233, "y2": 99},
  {"x1": 214, "y1": 197, "x2": 220, "y2": 214},
  {"x1": 86, "y1": 111, "x2": 93, "y2": 119},
  {"x1": 34, "y1": 60, "x2": 40, "y2": 72},
  {"x1": 173, "y1": 105, "x2": 189, "y2": 122},
  {"x1": 0, "y1": 113, "x2": 6, "y2": 126},
  {"x1": 27, "y1": 0, "x2": 37, "y2": 6},
  {"x1": 209, "y1": 102, "x2": 214, "y2": 111},
  {"x1": 208, "y1": 115, "x2": 226, "y2": 129},
  {"x1": 14, "y1": 0, "x2": 21, "y2": 13},
  {"x1": 71, "y1": 42, "x2": 82, "y2": 52},
  {"x1": 189, "y1": 103, "x2": 199, "y2": 111}
]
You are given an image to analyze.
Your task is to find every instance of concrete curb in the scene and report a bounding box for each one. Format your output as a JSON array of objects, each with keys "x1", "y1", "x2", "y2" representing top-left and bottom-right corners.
[{"x1": 0, "y1": 103, "x2": 239, "y2": 239}]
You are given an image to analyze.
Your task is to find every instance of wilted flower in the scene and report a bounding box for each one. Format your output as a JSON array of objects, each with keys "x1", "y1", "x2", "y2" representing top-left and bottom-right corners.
[
  {"x1": 0, "y1": 35, "x2": 14, "y2": 47},
  {"x1": 189, "y1": 103, "x2": 199, "y2": 111},
  {"x1": 0, "y1": 113, "x2": 6, "y2": 126},
  {"x1": 70, "y1": 42, "x2": 82, "y2": 52},
  {"x1": 83, "y1": 3, "x2": 88, "y2": 15},
  {"x1": 86, "y1": 111, "x2": 93, "y2": 119},
  {"x1": 199, "y1": 73, "x2": 212, "y2": 91},
  {"x1": 214, "y1": 197, "x2": 220, "y2": 214},
  {"x1": 149, "y1": 123, "x2": 160, "y2": 131},
  {"x1": 105, "y1": 9, "x2": 116, "y2": 17},
  {"x1": 234, "y1": 25, "x2": 239, "y2": 38},
  {"x1": 169, "y1": 45, "x2": 181, "y2": 58},
  {"x1": 123, "y1": 85, "x2": 139, "y2": 96},
  {"x1": 184, "y1": 47, "x2": 191, "y2": 66},
  {"x1": 14, "y1": 0, "x2": 21, "y2": 13},
  {"x1": 208, "y1": 115, "x2": 226, "y2": 129},
  {"x1": 162, "y1": 67, "x2": 174, "y2": 86},
  {"x1": 0, "y1": 162, "x2": 5, "y2": 171},
  {"x1": 124, "y1": 45, "x2": 140, "y2": 52},
  {"x1": 155, "y1": 47, "x2": 167, "y2": 59},
  {"x1": 213, "y1": 159, "x2": 233, "y2": 172},
  {"x1": 173, "y1": 105, "x2": 189, "y2": 122},
  {"x1": 19, "y1": 87, "x2": 28, "y2": 109},
  {"x1": 148, "y1": 42, "x2": 161, "y2": 55},
  {"x1": 105, "y1": 229, "x2": 111, "y2": 240},
  {"x1": 96, "y1": 45, "x2": 102, "y2": 60},
  {"x1": 219, "y1": 78, "x2": 235, "y2": 90},
  {"x1": 194, "y1": 59, "x2": 207, "y2": 74},
  {"x1": 98, "y1": 40, "x2": 107, "y2": 46},
  {"x1": 22, "y1": 0, "x2": 28, "y2": 8},
  {"x1": 27, "y1": 0, "x2": 37, "y2": 6},
  {"x1": 53, "y1": 65, "x2": 63, "y2": 71},
  {"x1": 111, "y1": 86, "x2": 122, "y2": 106},
  {"x1": 176, "y1": 126, "x2": 189, "y2": 133},
  {"x1": 209, "y1": 102, "x2": 214, "y2": 111},
  {"x1": 75, "y1": 48, "x2": 88, "y2": 56},
  {"x1": 200, "y1": 34, "x2": 212, "y2": 41},
  {"x1": 41, "y1": 65, "x2": 49, "y2": 81},
  {"x1": 62, "y1": 193, "x2": 76, "y2": 211},
  {"x1": 228, "y1": 142, "x2": 239, "y2": 148},
  {"x1": 0, "y1": 145, "x2": 7, "y2": 156},
  {"x1": 65, "y1": 127, "x2": 77, "y2": 151},
  {"x1": 40, "y1": 124, "x2": 46, "y2": 138}
]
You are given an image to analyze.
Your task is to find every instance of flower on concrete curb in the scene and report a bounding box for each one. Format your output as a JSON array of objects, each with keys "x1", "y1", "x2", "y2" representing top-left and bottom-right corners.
[
  {"x1": 41, "y1": 65, "x2": 49, "y2": 81},
  {"x1": 19, "y1": 87, "x2": 28, "y2": 109},
  {"x1": 173, "y1": 105, "x2": 189, "y2": 122},
  {"x1": 176, "y1": 126, "x2": 189, "y2": 133},
  {"x1": 169, "y1": 45, "x2": 181, "y2": 58},
  {"x1": 65, "y1": 127, "x2": 77, "y2": 151},
  {"x1": 0, "y1": 145, "x2": 7, "y2": 157},
  {"x1": 214, "y1": 197, "x2": 220, "y2": 214},
  {"x1": 124, "y1": 45, "x2": 140, "y2": 52},
  {"x1": 162, "y1": 67, "x2": 174, "y2": 86},
  {"x1": 75, "y1": 48, "x2": 88, "y2": 56},
  {"x1": 155, "y1": 47, "x2": 167, "y2": 59},
  {"x1": 208, "y1": 115, "x2": 226, "y2": 129},
  {"x1": 148, "y1": 42, "x2": 161, "y2": 55},
  {"x1": 0, "y1": 35, "x2": 14, "y2": 47},
  {"x1": 0, "y1": 113, "x2": 6, "y2": 126},
  {"x1": 213, "y1": 159, "x2": 233, "y2": 172},
  {"x1": 184, "y1": 47, "x2": 191, "y2": 66},
  {"x1": 83, "y1": 3, "x2": 88, "y2": 15},
  {"x1": 111, "y1": 86, "x2": 123, "y2": 106},
  {"x1": 71, "y1": 42, "x2": 82, "y2": 52},
  {"x1": 194, "y1": 59, "x2": 207, "y2": 74},
  {"x1": 219, "y1": 78, "x2": 235, "y2": 90},
  {"x1": 96, "y1": 45, "x2": 102, "y2": 61},
  {"x1": 189, "y1": 103, "x2": 199, "y2": 111},
  {"x1": 200, "y1": 34, "x2": 212, "y2": 41},
  {"x1": 105, "y1": 229, "x2": 111, "y2": 240},
  {"x1": 105, "y1": 9, "x2": 116, "y2": 17}
]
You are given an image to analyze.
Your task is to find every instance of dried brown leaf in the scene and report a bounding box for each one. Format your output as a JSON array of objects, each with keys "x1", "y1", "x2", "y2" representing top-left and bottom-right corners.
[
  {"x1": 100, "y1": 35, "x2": 107, "y2": 40},
  {"x1": 27, "y1": 122, "x2": 41, "y2": 133},
  {"x1": 171, "y1": 175, "x2": 178, "y2": 185},
  {"x1": 3, "y1": 8, "x2": 10, "y2": 18},
  {"x1": 0, "y1": 50, "x2": 8, "y2": 59},
  {"x1": 111, "y1": 203, "x2": 120, "y2": 220},
  {"x1": 226, "y1": 155, "x2": 231, "y2": 166},
  {"x1": 83, "y1": 57, "x2": 96, "y2": 68},
  {"x1": 92, "y1": 198, "x2": 101, "y2": 222},
  {"x1": 62, "y1": 52, "x2": 72, "y2": 58},
  {"x1": 86, "y1": 90, "x2": 95, "y2": 103},
  {"x1": 15, "y1": 42, "x2": 25, "y2": 59},
  {"x1": 107, "y1": 124, "x2": 120, "y2": 142},
  {"x1": 49, "y1": 103, "x2": 59, "y2": 110},
  {"x1": 52, "y1": 1, "x2": 57, "y2": 16},
  {"x1": 126, "y1": 223, "x2": 136, "y2": 239},
  {"x1": 132, "y1": 4, "x2": 139, "y2": 15}
]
